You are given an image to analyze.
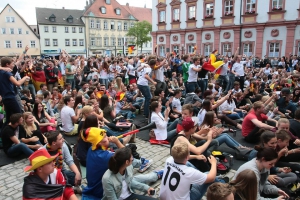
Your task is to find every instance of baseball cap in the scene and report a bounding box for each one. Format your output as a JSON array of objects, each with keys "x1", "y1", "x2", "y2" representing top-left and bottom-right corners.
[
  {"x1": 182, "y1": 117, "x2": 199, "y2": 131},
  {"x1": 281, "y1": 87, "x2": 291, "y2": 95},
  {"x1": 81, "y1": 127, "x2": 107, "y2": 150}
]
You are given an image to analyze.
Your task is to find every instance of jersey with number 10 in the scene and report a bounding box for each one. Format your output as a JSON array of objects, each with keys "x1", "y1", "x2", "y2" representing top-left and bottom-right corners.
[{"x1": 159, "y1": 157, "x2": 207, "y2": 200}]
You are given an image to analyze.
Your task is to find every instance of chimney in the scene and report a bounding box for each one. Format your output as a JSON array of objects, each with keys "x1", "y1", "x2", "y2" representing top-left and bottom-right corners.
[
  {"x1": 126, "y1": 3, "x2": 129, "y2": 6},
  {"x1": 144, "y1": 4, "x2": 146, "y2": 8},
  {"x1": 86, "y1": 0, "x2": 88, "y2": 6},
  {"x1": 89, "y1": 0, "x2": 92, "y2": 5},
  {"x1": 62, "y1": 7, "x2": 65, "y2": 9}
]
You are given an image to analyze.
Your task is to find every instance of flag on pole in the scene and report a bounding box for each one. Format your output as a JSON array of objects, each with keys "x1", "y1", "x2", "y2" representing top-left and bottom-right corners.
[{"x1": 31, "y1": 71, "x2": 46, "y2": 91}]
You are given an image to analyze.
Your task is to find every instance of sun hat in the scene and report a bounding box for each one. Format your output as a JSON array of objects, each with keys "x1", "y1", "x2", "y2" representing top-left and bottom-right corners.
[
  {"x1": 24, "y1": 148, "x2": 58, "y2": 172},
  {"x1": 81, "y1": 127, "x2": 106, "y2": 150}
]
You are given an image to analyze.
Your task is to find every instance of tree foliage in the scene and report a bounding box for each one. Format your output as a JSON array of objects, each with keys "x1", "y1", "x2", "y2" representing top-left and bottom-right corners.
[{"x1": 126, "y1": 20, "x2": 152, "y2": 53}]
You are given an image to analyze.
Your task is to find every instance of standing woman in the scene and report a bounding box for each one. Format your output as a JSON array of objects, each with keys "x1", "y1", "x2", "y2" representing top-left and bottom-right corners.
[
  {"x1": 102, "y1": 147, "x2": 156, "y2": 200},
  {"x1": 99, "y1": 61, "x2": 109, "y2": 89}
]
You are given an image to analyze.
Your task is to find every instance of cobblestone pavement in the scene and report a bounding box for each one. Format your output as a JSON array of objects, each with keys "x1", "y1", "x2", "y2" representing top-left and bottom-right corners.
[{"x1": 0, "y1": 138, "x2": 236, "y2": 200}]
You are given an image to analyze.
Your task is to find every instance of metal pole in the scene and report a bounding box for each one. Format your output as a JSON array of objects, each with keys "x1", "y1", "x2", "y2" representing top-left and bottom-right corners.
[
  {"x1": 115, "y1": 46, "x2": 116, "y2": 57},
  {"x1": 239, "y1": 0, "x2": 242, "y2": 54}
]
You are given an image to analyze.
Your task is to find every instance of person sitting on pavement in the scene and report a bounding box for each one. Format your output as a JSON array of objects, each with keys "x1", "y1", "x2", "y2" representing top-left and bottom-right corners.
[
  {"x1": 81, "y1": 127, "x2": 160, "y2": 200},
  {"x1": 1, "y1": 113, "x2": 34, "y2": 157},
  {"x1": 22, "y1": 148, "x2": 77, "y2": 200},
  {"x1": 43, "y1": 131, "x2": 82, "y2": 188},
  {"x1": 207, "y1": 182, "x2": 234, "y2": 200},
  {"x1": 115, "y1": 94, "x2": 134, "y2": 121},
  {"x1": 32, "y1": 102, "x2": 56, "y2": 133},
  {"x1": 160, "y1": 142, "x2": 218, "y2": 200}
]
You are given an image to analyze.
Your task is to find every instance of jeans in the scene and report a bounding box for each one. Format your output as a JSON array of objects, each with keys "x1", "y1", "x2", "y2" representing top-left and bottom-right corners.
[
  {"x1": 215, "y1": 133, "x2": 240, "y2": 149},
  {"x1": 23, "y1": 83, "x2": 36, "y2": 100},
  {"x1": 133, "y1": 98, "x2": 144, "y2": 109},
  {"x1": 99, "y1": 78, "x2": 108, "y2": 89},
  {"x1": 226, "y1": 111, "x2": 243, "y2": 120},
  {"x1": 3, "y1": 98, "x2": 22, "y2": 126},
  {"x1": 186, "y1": 82, "x2": 199, "y2": 93},
  {"x1": 218, "y1": 75, "x2": 229, "y2": 90},
  {"x1": 7, "y1": 143, "x2": 33, "y2": 157},
  {"x1": 195, "y1": 139, "x2": 219, "y2": 156},
  {"x1": 235, "y1": 76, "x2": 245, "y2": 91},
  {"x1": 167, "y1": 118, "x2": 179, "y2": 131},
  {"x1": 133, "y1": 172, "x2": 158, "y2": 184},
  {"x1": 156, "y1": 81, "x2": 167, "y2": 93},
  {"x1": 226, "y1": 73, "x2": 235, "y2": 92},
  {"x1": 138, "y1": 85, "x2": 152, "y2": 117},
  {"x1": 62, "y1": 169, "x2": 76, "y2": 186},
  {"x1": 125, "y1": 194, "x2": 155, "y2": 200},
  {"x1": 108, "y1": 77, "x2": 114, "y2": 83},
  {"x1": 47, "y1": 82, "x2": 58, "y2": 93},
  {"x1": 118, "y1": 110, "x2": 133, "y2": 119},
  {"x1": 66, "y1": 79, "x2": 75, "y2": 89}
]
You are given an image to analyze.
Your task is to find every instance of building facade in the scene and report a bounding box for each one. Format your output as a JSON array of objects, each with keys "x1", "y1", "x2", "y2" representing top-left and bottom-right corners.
[
  {"x1": 0, "y1": 4, "x2": 40, "y2": 57},
  {"x1": 152, "y1": 0, "x2": 300, "y2": 58},
  {"x1": 36, "y1": 8, "x2": 86, "y2": 57},
  {"x1": 82, "y1": 0, "x2": 152, "y2": 56}
]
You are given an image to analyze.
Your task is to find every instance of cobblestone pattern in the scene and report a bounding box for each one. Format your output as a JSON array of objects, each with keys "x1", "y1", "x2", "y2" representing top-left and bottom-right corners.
[{"x1": 0, "y1": 138, "x2": 236, "y2": 200}]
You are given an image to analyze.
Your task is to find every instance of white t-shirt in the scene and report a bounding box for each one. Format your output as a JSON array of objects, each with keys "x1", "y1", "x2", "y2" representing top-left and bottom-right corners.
[
  {"x1": 219, "y1": 62, "x2": 228, "y2": 75},
  {"x1": 119, "y1": 174, "x2": 132, "y2": 200},
  {"x1": 219, "y1": 100, "x2": 236, "y2": 112},
  {"x1": 232, "y1": 61, "x2": 247, "y2": 76},
  {"x1": 61, "y1": 106, "x2": 75, "y2": 132},
  {"x1": 127, "y1": 64, "x2": 135, "y2": 76},
  {"x1": 160, "y1": 157, "x2": 207, "y2": 200},
  {"x1": 154, "y1": 66, "x2": 164, "y2": 82},
  {"x1": 187, "y1": 64, "x2": 199, "y2": 82},
  {"x1": 59, "y1": 62, "x2": 66, "y2": 75},
  {"x1": 109, "y1": 65, "x2": 117, "y2": 78},
  {"x1": 197, "y1": 109, "x2": 207, "y2": 126},
  {"x1": 116, "y1": 101, "x2": 124, "y2": 114},
  {"x1": 172, "y1": 97, "x2": 182, "y2": 113},
  {"x1": 99, "y1": 68, "x2": 108, "y2": 79},
  {"x1": 137, "y1": 67, "x2": 152, "y2": 86}
]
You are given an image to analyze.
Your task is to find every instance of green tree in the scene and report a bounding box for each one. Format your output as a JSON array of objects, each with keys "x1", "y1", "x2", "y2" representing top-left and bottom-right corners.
[{"x1": 126, "y1": 20, "x2": 152, "y2": 53}]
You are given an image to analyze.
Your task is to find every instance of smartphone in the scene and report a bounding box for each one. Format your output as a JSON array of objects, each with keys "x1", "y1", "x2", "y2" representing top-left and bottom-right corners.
[{"x1": 150, "y1": 189, "x2": 155, "y2": 195}]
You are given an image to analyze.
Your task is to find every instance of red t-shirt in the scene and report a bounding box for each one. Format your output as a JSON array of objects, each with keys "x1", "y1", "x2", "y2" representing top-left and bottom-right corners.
[{"x1": 242, "y1": 109, "x2": 268, "y2": 137}]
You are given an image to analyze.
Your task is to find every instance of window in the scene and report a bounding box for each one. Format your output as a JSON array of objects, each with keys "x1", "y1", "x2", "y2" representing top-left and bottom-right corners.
[
  {"x1": 10, "y1": 28, "x2": 14, "y2": 34},
  {"x1": 72, "y1": 27, "x2": 76, "y2": 33},
  {"x1": 150, "y1": 42, "x2": 152, "y2": 47},
  {"x1": 96, "y1": 20, "x2": 100, "y2": 29},
  {"x1": 11, "y1": 17, "x2": 15, "y2": 22},
  {"x1": 272, "y1": 0, "x2": 282, "y2": 9},
  {"x1": 91, "y1": 38, "x2": 95, "y2": 46},
  {"x1": 73, "y1": 39, "x2": 77, "y2": 46},
  {"x1": 52, "y1": 26, "x2": 57, "y2": 33},
  {"x1": 118, "y1": 22, "x2": 122, "y2": 30},
  {"x1": 16, "y1": 41, "x2": 22, "y2": 48},
  {"x1": 101, "y1": 7, "x2": 106, "y2": 14},
  {"x1": 269, "y1": 42, "x2": 280, "y2": 57},
  {"x1": 118, "y1": 38, "x2": 122, "y2": 46},
  {"x1": 206, "y1": 3, "x2": 214, "y2": 15},
  {"x1": 79, "y1": 39, "x2": 84, "y2": 46},
  {"x1": 116, "y1": 9, "x2": 121, "y2": 15},
  {"x1": 6, "y1": 17, "x2": 10, "y2": 22},
  {"x1": 53, "y1": 39, "x2": 58, "y2": 46},
  {"x1": 45, "y1": 39, "x2": 50, "y2": 46},
  {"x1": 188, "y1": 6, "x2": 196, "y2": 19},
  {"x1": 106, "y1": 0, "x2": 110, "y2": 4},
  {"x1": 96, "y1": 37, "x2": 101, "y2": 46},
  {"x1": 124, "y1": 22, "x2": 128, "y2": 30},
  {"x1": 26, "y1": 31, "x2": 29, "y2": 34},
  {"x1": 204, "y1": 44, "x2": 211, "y2": 56},
  {"x1": 65, "y1": 27, "x2": 69, "y2": 33},
  {"x1": 65, "y1": 39, "x2": 70, "y2": 46},
  {"x1": 130, "y1": 23, "x2": 134, "y2": 28},
  {"x1": 187, "y1": 45, "x2": 194, "y2": 54},
  {"x1": 173, "y1": 9, "x2": 180, "y2": 21},
  {"x1": 159, "y1": 45, "x2": 165, "y2": 57},
  {"x1": 104, "y1": 37, "x2": 108, "y2": 46},
  {"x1": 1, "y1": 28, "x2": 6, "y2": 34},
  {"x1": 243, "y1": 43, "x2": 253, "y2": 57},
  {"x1": 50, "y1": 17, "x2": 55, "y2": 22},
  {"x1": 224, "y1": 0, "x2": 233, "y2": 14},
  {"x1": 111, "y1": 21, "x2": 115, "y2": 30},
  {"x1": 173, "y1": 45, "x2": 179, "y2": 54},
  {"x1": 246, "y1": 0, "x2": 256, "y2": 11},
  {"x1": 159, "y1": 11, "x2": 166, "y2": 22},
  {"x1": 5, "y1": 16, "x2": 14, "y2": 22},
  {"x1": 111, "y1": 38, "x2": 116, "y2": 46},
  {"x1": 5, "y1": 41, "x2": 11, "y2": 48},
  {"x1": 31, "y1": 41, "x2": 36, "y2": 48},
  {"x1": 68, "y1": 18, "x2": 73, "y2": 23},
  {"x1": 44, "y1": 26, "x2": 48, "y2": 32},
  {"x1": 223, "y1": 44, "x2": 232, "y2": 56},
  {"x1": 79, "y1": 27, "x2": 83, "y2": 33},
  {"x1": 18, "y1": 28, "x2": 22, "y2": 34},
  {"x1": 90, "y1": 19, "x2": 95, "y2": 28},
  {"x1": 104, "y1": 21, "x2": 108, "y2": 29},
  {"x1": 8, "y1": 8, "x2": 11, "y2": 12}
]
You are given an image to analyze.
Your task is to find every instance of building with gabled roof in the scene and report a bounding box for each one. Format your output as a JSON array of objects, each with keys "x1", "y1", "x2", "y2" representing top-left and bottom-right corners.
[
  {"x1": 82, "y1": 0, "x2": 152, "y2": 56},
  {"x1": 36, "y1": 7, "x2": 86, "y2": 57},
  {"x1": 0, "y1": 4, "x2": 40, "y2": 57}
]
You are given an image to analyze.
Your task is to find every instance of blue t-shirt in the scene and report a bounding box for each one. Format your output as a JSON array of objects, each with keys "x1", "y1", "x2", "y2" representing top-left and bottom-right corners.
[
  {"x1": 0, "y1": 71, "x2": 15, "y2": 100},
  {"x1": 83, "y1": 148, "x2": 114, "y2": 199}
]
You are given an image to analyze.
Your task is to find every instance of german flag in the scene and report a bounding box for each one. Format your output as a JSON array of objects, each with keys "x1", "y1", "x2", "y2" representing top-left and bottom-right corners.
[
  {"x1": 115, "y1": 91, "x2": 125, "y2": 101},
  {"x1": 31, "y1": 71, "x2": 46, "y2": 91},
  {"x1": 58, "y1": 70, "x2": 64, "y2": 87},
  {"x1": 23, "y1": 174, "x2": 64, "y2": 200}
]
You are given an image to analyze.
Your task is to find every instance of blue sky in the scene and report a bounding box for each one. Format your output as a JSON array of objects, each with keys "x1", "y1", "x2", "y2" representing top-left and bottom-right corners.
[{"x1": 0, "y1": 0, "x2": 152, "y2": 25}]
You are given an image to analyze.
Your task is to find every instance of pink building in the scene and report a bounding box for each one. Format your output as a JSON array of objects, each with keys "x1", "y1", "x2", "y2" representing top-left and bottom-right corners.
[{"x1": 151, "y1": 0, "x2": 300, "y2": 58}]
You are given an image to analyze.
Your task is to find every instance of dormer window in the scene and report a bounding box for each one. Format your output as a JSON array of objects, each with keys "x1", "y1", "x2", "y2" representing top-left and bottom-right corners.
[
  {"x1": 49, "y1": 14, "x2": 56, "y2": 22},
  {"x1": 67, "y1": 15, "x2": 73, "y2": 23},
  {"x1": 68, "y1": 18, "x2": 73, "y2": 23},
  {"x1": 101, "y1": 7, "x2": 106, "y2": 14},
  {"x1": 105, "y1": 0, "x2": 110, "y2": 4},
  {"x1": 116, "y1": 8, "x2": 121, "y2": 15}
]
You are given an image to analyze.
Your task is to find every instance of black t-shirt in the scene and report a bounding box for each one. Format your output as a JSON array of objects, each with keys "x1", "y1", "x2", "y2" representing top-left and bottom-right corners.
[
  {"x1": 1, "y1": 125, "x2": 20, "y2": 153},
  {"x1": 289, "y1": 119, "x2": 300, "y2": 138}
]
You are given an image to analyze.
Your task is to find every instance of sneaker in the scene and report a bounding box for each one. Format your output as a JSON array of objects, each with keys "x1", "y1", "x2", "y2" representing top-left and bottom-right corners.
[
  {"x1": 155, "y1": 169, "x2": 164, "y2": 179},
  {"x1": 138, "y1": 158, "x2": 153, "y2": 173},
  {"x1": 219, "y1": 176, "x2": 230, "y2": 183}
]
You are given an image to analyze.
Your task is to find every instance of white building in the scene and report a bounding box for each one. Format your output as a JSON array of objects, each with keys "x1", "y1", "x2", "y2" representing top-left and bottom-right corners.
[
  {"x1": 36, "y1": 8, "x2": 86, "y2": 57},
  {"x1": 0, "y1": 4, "x2": 40, "y2": 57}
]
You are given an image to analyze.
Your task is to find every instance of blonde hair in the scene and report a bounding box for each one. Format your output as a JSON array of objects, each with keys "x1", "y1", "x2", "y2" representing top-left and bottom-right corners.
[
  {"x1": 116, "y1": 77, "x2": 123, "y2": 92},
  {"x1": 171, "y1": 142, "x2": 189, "y2": 163},
  {"x1": 23, "y1": 112, "x2": 36, "y2": 137},
  {"x1": 278, "y1": 118, "x2": 289, "y2": 127},
  {"x1": 82, "y1": 106, "x2": 93, "y2": 117},
  {"x1": 252, "y1": 101, "x2": 264, "y2": 111}
]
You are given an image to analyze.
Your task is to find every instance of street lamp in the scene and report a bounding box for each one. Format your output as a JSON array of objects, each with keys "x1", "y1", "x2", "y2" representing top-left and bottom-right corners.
[{"x1": 181, "y1": 44, "x2": 185, "y2": 55}]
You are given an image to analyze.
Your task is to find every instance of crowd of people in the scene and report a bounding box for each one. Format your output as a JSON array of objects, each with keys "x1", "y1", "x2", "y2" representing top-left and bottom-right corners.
[{"x1": 1, "y1": 44, "x2": 300, "y2": 200}]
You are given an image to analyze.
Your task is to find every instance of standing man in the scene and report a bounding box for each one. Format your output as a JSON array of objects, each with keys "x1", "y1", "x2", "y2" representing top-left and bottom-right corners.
[
  {"x1": 182, "y1": 55, "x2": 191, "y2": 91},
  {"x1": 187, "y1": 57, "x2": 202, "y2": 93},
  {"x1": 61, "y1": 96, "x2": 82, "y2": 135},
  {"x1": 218, "y1": 56, "x2": 229, "y2": 91},
  {"x1": 231, "y1": 54, "x2": 248, "y2": 91},
  {"x1": 44, "y1": 60, "x2": 59, "y2": 93}
]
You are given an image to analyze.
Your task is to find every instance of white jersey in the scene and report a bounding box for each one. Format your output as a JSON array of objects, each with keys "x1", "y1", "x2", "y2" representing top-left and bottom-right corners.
[
  {"x1": 137, "y1": 67, "x2": 152, "y2": 86},
  {"x1": 127, "y1": 64, "x2": 135, "y2": 76},
  {"x1": 160, "y1": 157, "x2": 207, "y2": 200},
  {"x1": 187, "y1": 64, "x2": 199, "y2": 82},
  {"x1": 109, "y1": 65, "x2": 117, "y2": 78}
]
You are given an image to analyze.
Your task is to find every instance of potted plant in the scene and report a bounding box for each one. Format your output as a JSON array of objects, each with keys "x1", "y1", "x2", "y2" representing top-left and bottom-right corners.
[
  {"x1": 225, "y1": 11, "x2": 233, "y2": 16},
  {"x1": 159, "y1": 21, "x2": 165, "y2": 24},
  {"x1": 272, "y1": 7, "x2": 282, "y2": 11},
  {"x1": 189, "y1": 17, "x2": 196, "y2": 20},
  {"x1": 245, "y1": 9, "x2": 255, "y2": 14},
  {"x1": 205, "y1": 14, "x2": 213, "y2": 18},
  {"x1": 173, "y1": 19, "x2": 180, "y2": 22}
]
